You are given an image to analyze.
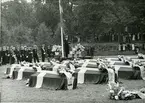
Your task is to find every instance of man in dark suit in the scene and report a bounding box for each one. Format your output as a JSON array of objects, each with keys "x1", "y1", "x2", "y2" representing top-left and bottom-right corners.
[
  {"x1": 33, "y1": 45, "x2": 39, "y2": 63},
  {"x1": 41, "y1": 44, "x2": 46, "y2": 62},
  {"x1": 64, "y1": 35, "x2": 70, "y2": 58}
]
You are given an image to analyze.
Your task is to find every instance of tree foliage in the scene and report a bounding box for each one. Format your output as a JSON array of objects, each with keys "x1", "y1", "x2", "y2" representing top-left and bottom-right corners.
[{"x1": 1, "y1": 0, "x2": 145, "y2": 46}]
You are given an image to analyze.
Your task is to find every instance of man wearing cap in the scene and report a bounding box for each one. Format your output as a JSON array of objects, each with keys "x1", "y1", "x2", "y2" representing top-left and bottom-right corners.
[
  {"x1": 20, "y1": 46, "x2": 25, "y2": 62},
  {"x1": 41, "y1": 44, "x2": 46, "y2": 62},
  {"x1": 15, "y1": 46, "x2": 21, "y2": 64},
  {"x1": 2, "y1": 46, "x2": 7, "y2": 65},
  {"x1": 33, "y1": 45, "x2": 39, "y2": 63},
  {"x1": 0, "y1": 47, "x2": 2, "y2": 64}
]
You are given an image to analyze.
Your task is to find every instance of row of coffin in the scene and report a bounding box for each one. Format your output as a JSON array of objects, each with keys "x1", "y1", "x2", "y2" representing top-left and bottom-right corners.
[{"x1": 4, "y1": 55, "x2": 145, "y2": 90}]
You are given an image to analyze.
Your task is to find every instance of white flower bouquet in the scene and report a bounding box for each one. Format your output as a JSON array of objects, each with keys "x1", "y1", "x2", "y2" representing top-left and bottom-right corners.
[
  {"x1": 52, "y1": 45, "x2": 62, "y2": 52},
  {"x1": 109, "y1": 83, "x2": 137, "y2": 100},
  {"x1": 52, "y1": 45, "x2": 62, "y2": 56},
  {"x1": 69, "y1": 44, "x2": 85, "y2": 58},
  {"x1": 138, "y1": 53, "x2": 145, "y2": 59},
  {"x1": 118, "y1": 55, "x2": 124, "y2": 61},
  {"x1": 97, "y1": 59, "x2": 111, "y2": 73}
]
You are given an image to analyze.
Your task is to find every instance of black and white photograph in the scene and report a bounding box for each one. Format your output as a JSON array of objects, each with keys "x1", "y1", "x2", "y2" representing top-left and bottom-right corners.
[{"x1": 0, "y1": 0, "x2": 145, "y2": 103}]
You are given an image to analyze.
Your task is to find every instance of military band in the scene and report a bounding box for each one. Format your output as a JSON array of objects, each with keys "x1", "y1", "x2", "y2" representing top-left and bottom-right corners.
[{"x1": 0, "y1": 45, "x2": 57, "y2": 65}]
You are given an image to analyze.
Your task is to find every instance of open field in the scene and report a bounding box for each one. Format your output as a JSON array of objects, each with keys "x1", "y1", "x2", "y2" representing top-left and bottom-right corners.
[{"x1": 0, "y1": 63, "x2": 145, "y2": 103}]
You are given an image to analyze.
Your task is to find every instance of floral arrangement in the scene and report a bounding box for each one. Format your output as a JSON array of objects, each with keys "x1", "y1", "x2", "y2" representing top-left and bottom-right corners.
[
  {"x1": 118, "y1": 55, "x2": 124, "y2": 61},
  {"x1": 124, "y1": 57, "x2": 131, "y2": 62},
  {"x1": 20, "y1": 61, "x2": 33, "y2": 67},
  {"x1": 57, "y1": 61, "x2": 75, "y2": 75},
  {"x1": 138, "y1": 53, "x2": 145, "y2": 59},
  {"x1": 52, "y1": 45, "x2": 62, "y2": 52},
  {"x1": 132, "y1": 60, "x2": 143, "y2": 67},
  {"x1": 51, "y1": 45, "x2": 62, "y2": 56},
  {"x1": 95, "y1": 58, "x2": 111, "y2": 72},
  {"x1": 72, "y1": 59, "x2": 85, "y2": 68},
  {"x1": 109, "y1": 83, "x2": 139, "y2": 100},
  {"x1": 56, "y1": 61, "x2": 76, "y2": 90},
  {"x1": 69, "y1": 44, "x2": 85, "y2": 58},
  {"x1": 118, "y1": 56, "x2": 131, "y2": 65}
]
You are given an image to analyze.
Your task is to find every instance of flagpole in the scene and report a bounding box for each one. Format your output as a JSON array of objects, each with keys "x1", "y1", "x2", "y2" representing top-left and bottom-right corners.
[
  {"x1": 0, "y1": 0, "x2": 2, "y2": 46},
  {"x1": 59, "y1": 0, "x2": 64, "y2": 57}
]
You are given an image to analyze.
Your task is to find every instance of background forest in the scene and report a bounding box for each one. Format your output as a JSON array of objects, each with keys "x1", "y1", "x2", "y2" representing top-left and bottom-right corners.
[{"x1": 1, "y1": 0, "x2": 145, "y2": 46}]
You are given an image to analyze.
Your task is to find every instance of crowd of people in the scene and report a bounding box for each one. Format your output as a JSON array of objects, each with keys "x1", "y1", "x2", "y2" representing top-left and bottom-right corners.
[{"x1": 0, "y1": 45, "x2": 54, "y2": 65}]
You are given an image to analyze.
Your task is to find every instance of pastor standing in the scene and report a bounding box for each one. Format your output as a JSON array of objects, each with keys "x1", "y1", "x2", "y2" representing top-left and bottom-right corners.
[{"x1": 64, "y1": 36, "x2": 70, "y2": 58}]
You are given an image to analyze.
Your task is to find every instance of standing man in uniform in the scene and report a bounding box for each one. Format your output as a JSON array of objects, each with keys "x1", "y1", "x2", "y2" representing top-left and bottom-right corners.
[
  {"x1": 2, "y1": 46, "x2": 7, "y2": 65},
  {"x1": 15, "y1": 46, "x2": 21, "y2": 64},
  {"x1": 47, "y1": 45, "x2": 52, "y2": 62},
  {"x1": 6, "y1": 46, "x2": 10, "y2": 64},
  {"x1": 41, "y1": 44, "x2": 46, "y2": 62},
  {"x1": 9, "y1": 46, "x2": 17, "y2": 64},
  {"x1": 24, "y1": 46, "x2": 29, "y2": 62},
  {"x1": 28, "y1": 47, "x2": 33, "y2": 63},
  {"x1": 33, "y1": 45, "x2": 39, "y2": 63},
  {"x1": 0, "y1": 47, "x2": 2, "y2": 65},
  {"x1": 20, "y1": 46, "x2": 25, "y2": 62}
]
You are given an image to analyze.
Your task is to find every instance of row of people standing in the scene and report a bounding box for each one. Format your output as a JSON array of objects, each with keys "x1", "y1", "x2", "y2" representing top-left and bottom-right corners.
[{"x1": 0, "y1": 45, "x2": 54, "y2": 65}]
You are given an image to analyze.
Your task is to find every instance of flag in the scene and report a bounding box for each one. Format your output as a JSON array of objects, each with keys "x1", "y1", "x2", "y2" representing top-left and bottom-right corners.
[{"x1": 59, "y1": 0, "x2": 63, "y2": 14}]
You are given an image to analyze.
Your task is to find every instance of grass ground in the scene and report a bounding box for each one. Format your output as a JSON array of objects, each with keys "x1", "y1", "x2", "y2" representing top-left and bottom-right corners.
[{"x1": 0, "y1": 62, "x2": 145, "y2": 103}]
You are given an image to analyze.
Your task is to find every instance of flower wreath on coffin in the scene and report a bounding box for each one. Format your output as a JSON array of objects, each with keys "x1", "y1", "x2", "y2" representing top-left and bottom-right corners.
[
  {"x1": 138, "y1": 53, "x2": 145, "y2": 59},
  {"x1": 118, "y1": 55, "x2": 132, "y2": 65},
  {"x1": 69, "y1": 44, "x2": 85, "y2": 58},
  {"x1": 95, "y1": 58, "x2": 119, "y2": 84},
  {"x1": 132, "y1": 60, "x2": 145, "y2": 80},
  {"x1": 57, "y1": 61, "x2": 76, "y2": 90}
]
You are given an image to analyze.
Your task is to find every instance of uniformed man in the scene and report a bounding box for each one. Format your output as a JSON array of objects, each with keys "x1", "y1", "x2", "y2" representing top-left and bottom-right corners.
[
  {"x1": 15, "y1": 46, "x2": 21, "y2": 64},
  {"x1": 47, "y1": 45, "x2": 52, "y2": 62},
  {"x1": 20, "y1": 46, "x2": 25, "y2": 62},
  {"x1": 6, "y1": 46, "x2": 10, "y2": 64},
  {"x1": 28, "y1": 47, "x2": 33, "y2": 63},
  {"x1": 33, "y1": 45, "x2": 39, "y2": 63},
  {"x1": 0, "y1": 47, "x2": 2, "y2": 64},
  {"x1": 2, "y1": 46, "x2": 7, "y2": 65},
  {"x1": 9, "y1": 46, "x2": 17, "y2": 64},
  {"x1": 24, "y1": 46, "x2": 29, "y2": 62},
  {"x1": 41, "y1": 44, "x2": 46, "y2": 62}
]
